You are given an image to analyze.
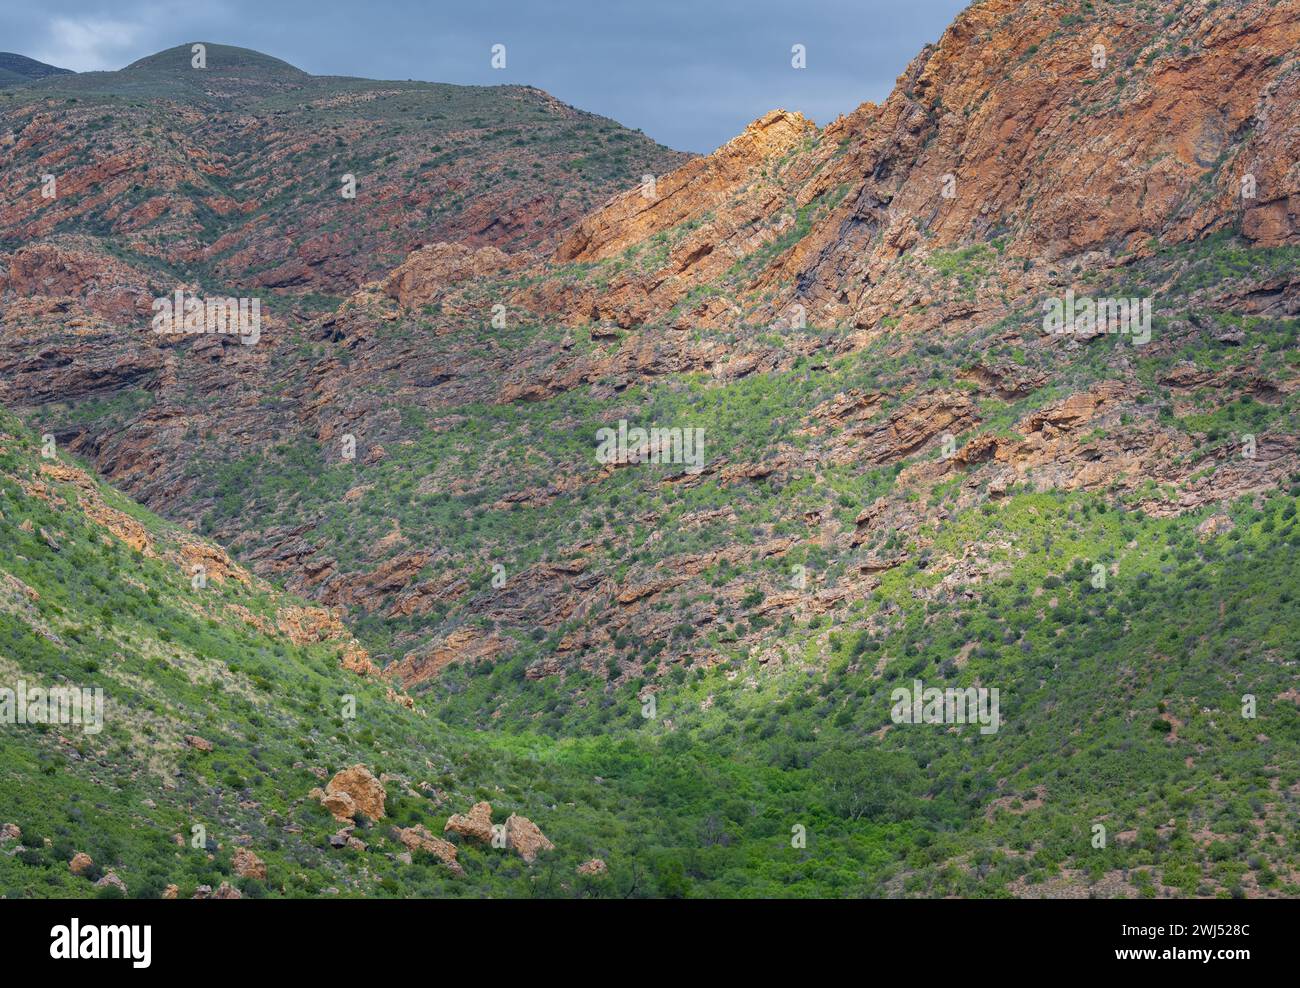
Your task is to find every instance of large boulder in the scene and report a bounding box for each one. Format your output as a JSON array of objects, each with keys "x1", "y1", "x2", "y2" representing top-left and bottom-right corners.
[
  {"x1": 322, "y1": 764, "x2": 386, "y2": 821},
  {"x1": 505, "y1": 814, "x2": 554, "y2": 864},
  {"x1": 444, "y1": 801, "x2": 493, "y2": 844}
]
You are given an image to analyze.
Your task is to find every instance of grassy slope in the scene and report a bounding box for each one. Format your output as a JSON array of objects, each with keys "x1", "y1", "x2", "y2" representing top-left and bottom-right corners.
[
  {"x1": 0, "y1": 408, "x2": 920, "y2": 899},
  {"x1": 5, "y1": 246, "x2": 1300, "y2": 898}
]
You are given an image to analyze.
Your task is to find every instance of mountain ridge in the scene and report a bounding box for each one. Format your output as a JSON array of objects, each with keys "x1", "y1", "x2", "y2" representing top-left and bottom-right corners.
[
  {"x1": 3, "y1": 0, "x2": 1300, "y2": 899},
  {"x1": 0, "y1": 41, "x2": 691, "y2": 298},
  {"x1": 0, "y1": 53, "x2": 73, "y2": 88}
]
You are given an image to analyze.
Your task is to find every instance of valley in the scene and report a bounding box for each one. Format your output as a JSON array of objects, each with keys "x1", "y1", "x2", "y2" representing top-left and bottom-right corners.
[{"x1": 1, "y1": 0, "x2": 1299, "y2": 900}]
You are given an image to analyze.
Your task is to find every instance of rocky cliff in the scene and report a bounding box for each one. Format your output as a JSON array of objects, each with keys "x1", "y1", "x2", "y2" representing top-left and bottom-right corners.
[{"x1": 9, "y1": 0, "x2": 1291, "y2": 677}]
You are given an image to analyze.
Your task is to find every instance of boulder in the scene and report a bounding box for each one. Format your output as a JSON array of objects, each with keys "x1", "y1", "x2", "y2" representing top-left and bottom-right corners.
[
  {"x1": 396, "y1": 825, "x2": 465, "y2": 877},
  {"x1": 323, "y1": 764, "x2": 386, "y2": 821},
  {"x1": 95, "y1": 870, "x2": 127, "y2": 894},
  {"x1": 505, "y1": 814, "x2": 554, "y2": 864},
  {"x1": 193, "y1": 882, "x2": 243, "y2": 899},
  {"x1": 69, "y1": 851, "x2": 93, "y2": 875},
  {"x1": 232, "y1": 848, "x2": 266, "y2": 880},
  {"x1": 444, "y1": 801, "x2": 493, "y2": 844}
]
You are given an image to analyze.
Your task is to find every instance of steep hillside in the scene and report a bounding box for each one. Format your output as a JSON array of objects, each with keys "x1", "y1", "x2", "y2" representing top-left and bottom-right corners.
[
  {"x1": 3, "y1": 404, "x2": 1299, "y2": 899},
  {"x1": 0, "y1": 407, "x2": 776, "y2": 898},
  {"x1": 8, "y1": 0, "x2": 1295, "y2": 677},
  {"x1": 542, "y1": 0, "x2": 1299, "y2": 330},
  {"x1": 0, "y1": 42, "x2": 690, "y2": 303},
  {"x1": 3, "y1": 0, "x2": 1300, "y2": 899}
]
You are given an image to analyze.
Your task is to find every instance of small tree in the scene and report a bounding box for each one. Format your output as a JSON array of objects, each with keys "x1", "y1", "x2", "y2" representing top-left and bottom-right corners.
[{"x1": 815, "y1": 748, "x2": 921, "y2": 823}]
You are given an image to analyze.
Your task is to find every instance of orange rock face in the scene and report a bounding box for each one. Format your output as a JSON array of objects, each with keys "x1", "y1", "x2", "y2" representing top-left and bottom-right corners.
[
  {"x1": 555, "y1": 109, "x2": 816, "y2": 264},
  {"x1": 382, "y1": 242, "x2": 525, "y2": 310},
  {"x1": 275, "y1": 605, "x2": 377, "y2": 675},
  {"x1": 38, "y1": 462, "x2": 153, "y2": 555},
  {"x1": 177, "y1": 538, "x2": 251, "y2": 586},
  {"x1": 521, "y1": 0, "x2": 1300, "y2": 335},
  {"x1": 384, "y1": 626, "x2": 507, "y2": 689}
]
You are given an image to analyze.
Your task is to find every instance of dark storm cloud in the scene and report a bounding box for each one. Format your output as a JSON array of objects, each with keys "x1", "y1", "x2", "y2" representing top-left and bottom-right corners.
[{"x1": 2, "y1": 0, "x2": 969, "y2": 151}]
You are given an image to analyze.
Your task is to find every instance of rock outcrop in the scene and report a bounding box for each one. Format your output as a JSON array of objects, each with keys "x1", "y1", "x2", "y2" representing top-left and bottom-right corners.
[
  {"x1": 444, "y1": 801, "x2": 494, "y2": 844},
  {"x1": 382, "y1": 242, "x2": 525, "y2": 310},
  {"x1": 232, "y1": 848, "x2": 267, "y2": 880},
  {"x1": 94, "y1": 871, "x2": 128, "y2": 895},
  {"x1": 395, "y1": 825, "x2": 465, "y2": 877},
  {"x1": 504, "y1": 814, "x2": 554, "y2": 864},
  {"x1": 321, "y1": 765, "x2": 387, "y2": 821},
  {"x1": 193, "y1": 882, "x2": 243, "y2": 899}
]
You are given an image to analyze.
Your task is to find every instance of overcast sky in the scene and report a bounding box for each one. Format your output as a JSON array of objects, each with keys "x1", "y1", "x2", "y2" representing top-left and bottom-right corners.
[{"x1": 2, "y1": 0, "x2": 970, "y2": 152}]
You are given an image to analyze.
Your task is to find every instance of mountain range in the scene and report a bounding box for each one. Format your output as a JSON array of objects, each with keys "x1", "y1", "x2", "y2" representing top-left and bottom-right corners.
[{"x1": 1, "y1": 0, "x2": 1299, "y2": 899}]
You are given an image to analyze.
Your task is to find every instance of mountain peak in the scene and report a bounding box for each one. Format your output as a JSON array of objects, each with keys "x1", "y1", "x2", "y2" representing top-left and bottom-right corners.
[
  {"x1": 123, "y1": 42, "x2": 308, "y2": 78},
  {"x1": 0, "y1": 52, "x2": 73, "y2": 87}
]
